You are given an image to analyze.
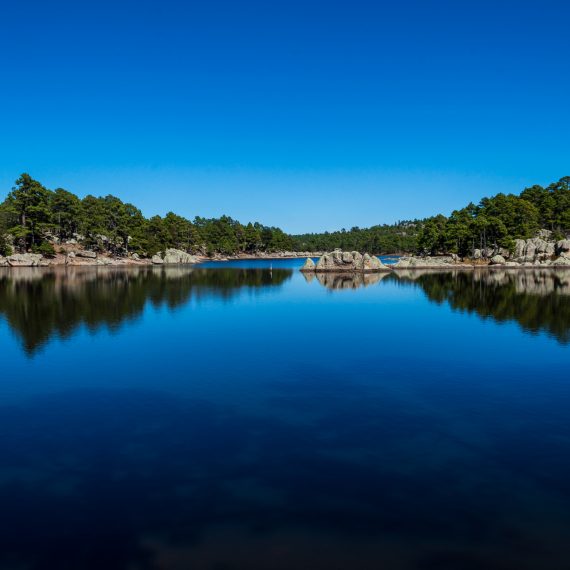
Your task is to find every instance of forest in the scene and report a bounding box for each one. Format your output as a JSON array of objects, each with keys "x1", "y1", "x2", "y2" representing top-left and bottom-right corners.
[
  {"x1": 292, "y1": 176, "x2": 570, "y2": 256},
  {"x1": 1, "y1": 174, "x2": 569, "y2": 258},
  {"x1": 0, "y1": 174, "x2": 294, "y2": 257}
]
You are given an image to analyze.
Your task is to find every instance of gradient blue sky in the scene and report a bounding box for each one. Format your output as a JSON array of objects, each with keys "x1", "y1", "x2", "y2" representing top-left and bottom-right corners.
[{"x1": 1, "y1": 0, "x2": 568, "y2": 233}]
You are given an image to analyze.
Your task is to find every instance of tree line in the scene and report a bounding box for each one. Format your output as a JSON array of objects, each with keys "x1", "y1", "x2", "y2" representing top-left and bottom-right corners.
[
  {"x1": 0, "y1": 174, "x2": 294, "y2": 257},
  {"x1": 292, "y1": 176, "x2": 569, "y2": 256},
  {"x1": 416, "y1": 177, "x2": 570, "y2": 256},
  {"x1": 291, "y1": 221, "x2": 420, "y2": 254},
  {"x1": 1, "y1": 173, "x2": 568, "y2": 258}
]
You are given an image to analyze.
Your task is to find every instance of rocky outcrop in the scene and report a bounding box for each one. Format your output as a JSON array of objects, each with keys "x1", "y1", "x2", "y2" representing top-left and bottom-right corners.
[
  {"x1": 393, "y1": 256, "x2": 460, "y2": 269},
  {"x1": 150, "y1": 249, "x2": 198, "y2": 264},
  {"x1": 6, "y1": 253, "x2": 43, "y2": 267},
  {"x1": 162, "y1": 248, "x2": 199, "y2": 264},
  {"x1": 0, "y1": 256, "x2": 7, "y2": 267},
  {"x1": 75, "y1": 250, "x2": 97, "y2": 259},
  {"x1": 490, "y1": 255, "x2": 506, "y2": 265},
  {"x1": 300, "y1": 258, "x2": 316, "y2": 272},
  {"x1": 552, "y1": 253, "x2": 570, "y2": 266},
  {"x1": 304, "y1": 250, "x2": 390, "y2": 272}
]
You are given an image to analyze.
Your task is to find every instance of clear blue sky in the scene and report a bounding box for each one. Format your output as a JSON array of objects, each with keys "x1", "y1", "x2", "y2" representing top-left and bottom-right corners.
[{"x1": 1, "y1": 0, "x2": 568, "y2": 233}]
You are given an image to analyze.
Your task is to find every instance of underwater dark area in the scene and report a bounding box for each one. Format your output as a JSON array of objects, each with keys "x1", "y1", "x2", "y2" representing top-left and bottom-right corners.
[{"x1": 1, "y1": 261, "x2": 570, "y2": 570}]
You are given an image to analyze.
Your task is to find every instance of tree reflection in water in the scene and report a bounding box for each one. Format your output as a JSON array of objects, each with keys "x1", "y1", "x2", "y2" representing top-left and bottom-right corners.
[
  {"x1": 309, "y1": 268, "x2": 570, "y2": 344},
  {"x1": 0, "y1": 266, "x2": 292, "y2": 354}
]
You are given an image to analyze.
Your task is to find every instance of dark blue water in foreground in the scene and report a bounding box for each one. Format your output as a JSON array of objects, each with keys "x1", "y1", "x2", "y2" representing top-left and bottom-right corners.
[{"x1": 1, "y1": 261, "x2": 570, "y2": 570}]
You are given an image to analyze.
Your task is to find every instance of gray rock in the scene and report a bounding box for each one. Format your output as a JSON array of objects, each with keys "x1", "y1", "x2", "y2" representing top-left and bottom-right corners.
[
  {"x1": 151, "y1": 254, "x2": 164, "y2": 265},
  {"x1": 552, "y1": 255, "x2": 570, "y2": 266},
  {"x1": 513, "y1": 239, "x2": 526, "y2": 259},
  {"x1": 314, "y1": 250, "x2": 388, "y2": 272},
  {"x1": 393, "y1": 257, "x2": 411, "y2": 268},
  {"x1": 7, "y1": 253, "x2": 43, "y2": 267},
  {"x1": 362, "y1": 253, "x2": 385, "y2": 271},
  {"x1": 0, "y1": 256, "x2": 7, "y2": 267},
  {"x1": 76, "y1": 250, "x2": 97, "y2": 259},
  {"x1": 131, "y1": 253, "x2": 140, "y2": 261},
  {"x1": 537, "y1": 229, "x2": 553, "y2": 240},
  {"x1": 490, "y1": 255, "x2": 506, "y2": 265},
  {"x1": 557, "y1": 240, "x2": 570, "y2": 254},
  {"x1": 393, "y1": 256, "x2": 457, "y2": 268},
  {"x1": 300, "y1": 258, "x2": 316, "y2": 272},
  {"x1": 163, "y1": 248, "x2": 198, "y2": 264}
]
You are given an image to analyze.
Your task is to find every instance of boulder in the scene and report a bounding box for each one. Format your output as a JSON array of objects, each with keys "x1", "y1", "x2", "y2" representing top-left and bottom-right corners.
[
  {"x1": 131, "y1": 253, "x2": 140, "y2": 261},
  {"x1": 393, "y1": 257, "x2": 411, "y2": 268},
  {"x1": 7, "y1": 253, "x2": 43, "y2": 267},
  {"x1": 513, "y1": 239, "x2": 526, "y2": 259},
  {"x1": 313, "y1": 250, "x2": 389, "y2": 272},
  {"x1": 76, "y1": 250, "x2": 97, "y2": 259},
  {"x1": 557, "y1": 240, "x2": 570, "y2": 254},
  {"x1": 393, "y1": 256, "x2": 458, "y2": 268},
  {"x1": 490, "y1": 255, "x2": 506, "y2": 265},
  {"x1": 152, "y1": 254, "x2": 164, "y2": 265},
  {"x1": 552, "y1": 255, "x2": 570, "y2": 266},
  {"x1": 362, "y1": 253, "x2": 385, "y2": 271},
  {"x1": 163, "y1": 248, "x2": 198, "y2": 264},
  {"x1": 0, "y1": 256, "x2": 7, "y2": 267},
  {"x1": 537, "y1": 229, "x2": 553, "y2": 240},
  {"x1": 300, "y1": 258, "x2": 316, "y2": 272},
  {"x1": 96, "y1": 257, "x2": 113, "y2": 266}
]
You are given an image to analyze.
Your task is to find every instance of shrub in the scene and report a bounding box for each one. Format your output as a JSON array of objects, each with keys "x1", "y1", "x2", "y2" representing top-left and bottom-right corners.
[{"x1": 32, "y1": 242, "x2": 56, "y2": 257}]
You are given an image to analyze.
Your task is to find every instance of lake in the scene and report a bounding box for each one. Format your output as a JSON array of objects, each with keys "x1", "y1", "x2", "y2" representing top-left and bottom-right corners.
[{"x1": 1, "y1": 260, "x2": 570, "y2": 570}]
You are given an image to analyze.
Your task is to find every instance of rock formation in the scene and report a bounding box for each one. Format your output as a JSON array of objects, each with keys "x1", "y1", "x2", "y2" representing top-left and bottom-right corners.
[
  {"x1": 392, "y1": 256, "x2": 460, "y2": 269},
  {"x1": 300, "y1": 258, "x2": 316, "y2": 271},
  {"x1": 6, "y1": 253, "x2": 44, "y2": 267},
  {"x1": 150, "y1": 249, "x2": 199, "y2": 265},
  {"x1": 303, "y1": 250, "x2": 390, "y2": 272}
]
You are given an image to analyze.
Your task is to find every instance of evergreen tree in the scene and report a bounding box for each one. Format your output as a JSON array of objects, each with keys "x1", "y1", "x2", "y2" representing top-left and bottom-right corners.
[{"x1": 4, "y1": 174, "x2": 52, "y2": 252}]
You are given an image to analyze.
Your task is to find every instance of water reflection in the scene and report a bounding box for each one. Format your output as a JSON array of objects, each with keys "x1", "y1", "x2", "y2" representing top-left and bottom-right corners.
[
  {"x1": 2, "y1": 267, "x2": 570, "y2": 354},
  {"x1": 0, "y1": 266, "x2": 292, "y2": 354},
  {"x1": 303, "y1": 271, "x2": 390, "y2": 289},
  {"x1": 394, "y1": 269, "x2": 570, "y2": 344},
  {"x1": 306, "y1": 268, "x2": 570, "y2": 344}
]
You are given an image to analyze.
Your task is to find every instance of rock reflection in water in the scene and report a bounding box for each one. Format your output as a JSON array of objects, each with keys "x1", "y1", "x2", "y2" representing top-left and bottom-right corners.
[
  {"x1": 305, "y1": 267, "x2": 570, "y2": 343},
  {"x1": 312, "y1": 271, "x2": 389, "y2": 290}
]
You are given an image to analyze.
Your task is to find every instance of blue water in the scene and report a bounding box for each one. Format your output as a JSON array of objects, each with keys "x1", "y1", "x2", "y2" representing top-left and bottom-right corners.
[{"x1": 1, "y1": 261, "x2": 569, "y2": 569}]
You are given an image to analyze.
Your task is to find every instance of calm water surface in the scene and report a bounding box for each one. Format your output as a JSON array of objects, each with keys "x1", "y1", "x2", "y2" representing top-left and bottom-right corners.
[{"x1": 1, "y1": 260, "x2": 570, "y2": 570}]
